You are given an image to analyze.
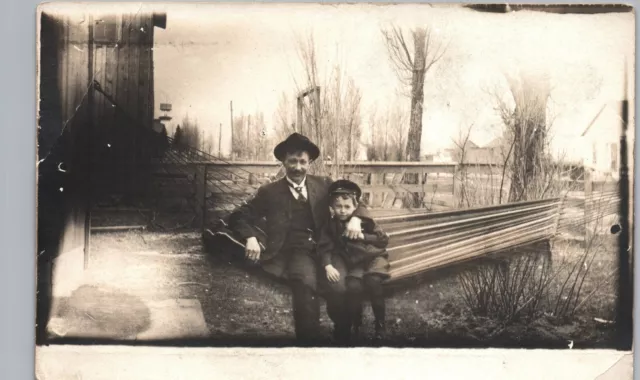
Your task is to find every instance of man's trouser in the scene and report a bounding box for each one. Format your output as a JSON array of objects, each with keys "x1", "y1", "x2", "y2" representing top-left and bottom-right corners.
[{"x1": 286, "y1": 250, "x2": 350, "y2": 345}]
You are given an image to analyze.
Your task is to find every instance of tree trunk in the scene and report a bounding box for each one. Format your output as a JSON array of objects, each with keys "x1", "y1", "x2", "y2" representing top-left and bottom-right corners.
[
  {"x1": 507, "y1": 72, "x2": 550, "y2": 202},
  {"x1": 406, "y1": 29, "x2": 427, "y2": 162}
]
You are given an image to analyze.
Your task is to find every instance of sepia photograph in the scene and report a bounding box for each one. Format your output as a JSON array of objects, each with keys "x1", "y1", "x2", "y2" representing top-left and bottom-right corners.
[{"x1": 36, "y1": 2, "x2": 634, "y2": 357}]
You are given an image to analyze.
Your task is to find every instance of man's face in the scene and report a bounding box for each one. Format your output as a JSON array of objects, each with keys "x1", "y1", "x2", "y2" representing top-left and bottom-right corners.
[{"x1": 283, "y1": 151, "x2": 311, "y2": 183}]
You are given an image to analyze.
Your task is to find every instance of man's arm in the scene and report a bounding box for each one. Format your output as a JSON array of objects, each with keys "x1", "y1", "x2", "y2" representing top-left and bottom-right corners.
[
  {"x1": 228, "y1": 186, "x2": 269, "y2": 241},
  {"x1": 316, "y1": 221, "x2": 336, "y2": 269},
  {"x1": 360, "y1": 220, "x2": 389, "y2": 249}
]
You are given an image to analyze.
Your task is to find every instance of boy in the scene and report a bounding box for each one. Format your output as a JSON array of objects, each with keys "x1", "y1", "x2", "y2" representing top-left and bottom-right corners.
[{"x1": 319, "y1": 179, "x2": 391, "y2": 341}]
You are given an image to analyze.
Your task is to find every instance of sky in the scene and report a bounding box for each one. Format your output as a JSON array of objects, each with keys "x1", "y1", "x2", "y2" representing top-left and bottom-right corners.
[{"x1": 151, "y1": 4, "x2": 634, "y2": 160}]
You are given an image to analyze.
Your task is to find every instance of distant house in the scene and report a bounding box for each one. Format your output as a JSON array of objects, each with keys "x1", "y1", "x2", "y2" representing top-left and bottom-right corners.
[
  {"x1": 423, "y1": 148, "x2": 454, "y2": 163},
  {"x1": 453, "y1": 138, "x2": 505, "y2": 166},
  {"x1": 424, "y1": 138, "x2": 506, "y2": 165},
  {"x1": 580, "y1": 102, "x2": 628, "y2": 182}
]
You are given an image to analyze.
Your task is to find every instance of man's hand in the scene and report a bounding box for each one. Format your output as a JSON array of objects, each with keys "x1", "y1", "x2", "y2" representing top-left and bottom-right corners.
[
  {"x1": 344, "y1": 217, "x2": 364, "y2": 240},
  {"x1": 325, "y1": 264, "x2": 341, "y2": 283},
  {"x1": 245, "y1": 237, "x2": 261, "y2": 262}
]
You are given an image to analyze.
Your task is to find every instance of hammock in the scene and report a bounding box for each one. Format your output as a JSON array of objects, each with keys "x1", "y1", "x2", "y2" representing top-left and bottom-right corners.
[
  {"x1": 376, "y1": 198, "x2": 562, "y2": 281},
  {"x1": 203, "y1": 196, "x2": 602, "y2": 285}
]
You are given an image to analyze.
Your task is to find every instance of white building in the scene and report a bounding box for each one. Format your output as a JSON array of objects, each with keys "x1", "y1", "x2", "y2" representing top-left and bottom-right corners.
[{"x1": 580, "y1": 101, "x2": 632, "y2": 182}]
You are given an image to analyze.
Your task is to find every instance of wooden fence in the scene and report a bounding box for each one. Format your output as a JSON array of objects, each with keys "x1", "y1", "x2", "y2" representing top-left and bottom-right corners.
[
  {"x1": 148, "y1": 160, "x2": 618, "y2": 230},
  {"x1": 151, "y1": 161, "x2": 504, "y2": 226}
]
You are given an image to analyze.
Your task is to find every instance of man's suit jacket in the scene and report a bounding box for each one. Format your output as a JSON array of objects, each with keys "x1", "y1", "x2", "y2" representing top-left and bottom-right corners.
[{"x1": 228, "y1": 175, "x2": 372, "y2": 263}]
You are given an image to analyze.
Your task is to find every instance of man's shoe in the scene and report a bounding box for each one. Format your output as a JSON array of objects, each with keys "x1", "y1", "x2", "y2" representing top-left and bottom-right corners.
[
  {"x1": 373, "y1": 321, "x2": 386, "y2": 342},
  {"x1": 352, "y1": 325, "x2": 361, "y2": 341},
  {"x1": 333, "y1": 325, "x2": 351, "y2": 346}
]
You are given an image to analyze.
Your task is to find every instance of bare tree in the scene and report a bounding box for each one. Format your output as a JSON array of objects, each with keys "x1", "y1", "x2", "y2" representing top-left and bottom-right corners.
[
  {"x1": 274, "y1": 92, "x2": 296, "y2": 141},
  {"x1": 288, "y1": 33, "x2": 363, "y2": 176},
  {"x1": 367, "y1": 102, "x2": 408, "y2": 161},
  {"x1": 203, "y1": 133, "x2": 215, "y2": 155},
  {"x1": 177, "y1": 116, "x2": 202, "y2": 158},
  {"x1": 232, "y1": 111, "x2": 271, "y2": 161},
  {"x1": 451, "y1": 122, "x2": 475, "y2": 208},
  {"x1": 494, "y1": 69, "x2": 553, "y2": 202},
  {"x1": 382, "y1": 25, "x2": 447, "y2": 161}
]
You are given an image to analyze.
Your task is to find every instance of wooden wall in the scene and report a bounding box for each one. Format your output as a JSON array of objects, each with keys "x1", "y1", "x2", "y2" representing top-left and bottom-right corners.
[
  {"x1": 39, "y1": 9, "x2": 162, "y2": 259},
  {"x1": 89, "y1": 12, "x2": 158, "y2": 199},
  {"x1": 37, "y1": 9, "x2": 165, "y2": 339}
]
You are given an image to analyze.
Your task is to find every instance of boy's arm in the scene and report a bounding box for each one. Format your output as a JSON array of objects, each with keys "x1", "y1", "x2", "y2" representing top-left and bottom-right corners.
[{"x1": 228, "y1": 186, "x2": 269, "y2": 241}]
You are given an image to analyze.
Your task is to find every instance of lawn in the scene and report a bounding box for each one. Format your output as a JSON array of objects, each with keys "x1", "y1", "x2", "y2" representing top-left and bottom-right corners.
[{"x1": 84, "y1": 226, "x2": 621, "y2": 348}]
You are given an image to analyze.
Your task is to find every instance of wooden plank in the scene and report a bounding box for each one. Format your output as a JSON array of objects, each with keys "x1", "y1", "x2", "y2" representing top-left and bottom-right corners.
[
  {"x1": 128, "y1": 13, "x2": 141, "y2": 193},
  {"x1": 127, "y1": 13, "x2": 140, "y2": 120},
  {"x1": 361, "y1": 184, "x2": 453, "y2": 193},
  {"x1": 60, "y1": 15, "x2": 70, "y2": 122},
  {"x1": 93, "y1": 45, "x2": 106, "y2": 135},
  {"x1": 138, "y1": 16, "x2": 153, "y2": 129},
  {"x1": 116, "y1": 13, "x2": 130, "y2": 113},
  {"x1": 91, "y1": 225, "x2": 146, "y2": 232},
  {"x1": 103, "y1": 37, "x2": 118, "y2": 124}
]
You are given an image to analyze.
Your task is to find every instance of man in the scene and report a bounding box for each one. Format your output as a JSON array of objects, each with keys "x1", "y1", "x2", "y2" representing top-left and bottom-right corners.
[{"x1": 228, "y1": 133, "x2": 371, "y2": 345}]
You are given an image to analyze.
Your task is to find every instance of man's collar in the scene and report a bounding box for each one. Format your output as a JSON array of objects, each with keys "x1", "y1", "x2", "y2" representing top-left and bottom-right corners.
[{"x1": 285, "y1": 175, "x2": 307, "y2": 188}]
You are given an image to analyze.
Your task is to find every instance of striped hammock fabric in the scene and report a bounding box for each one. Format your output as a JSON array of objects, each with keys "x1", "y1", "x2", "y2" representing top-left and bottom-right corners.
[
  {"x1": 376, "y1": 198, "x2": 562, "y2": 281},
  {"x1": 204, "y1": 194, "x2": 621, "y2": 284}
]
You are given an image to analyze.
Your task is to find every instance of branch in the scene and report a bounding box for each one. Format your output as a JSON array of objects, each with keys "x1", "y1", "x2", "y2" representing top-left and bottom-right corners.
[{"x1": 381, "y1": 26, "x2": 414, "y2": 85}]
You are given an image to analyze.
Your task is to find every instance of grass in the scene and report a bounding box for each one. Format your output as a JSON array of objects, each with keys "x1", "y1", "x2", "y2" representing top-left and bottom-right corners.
[{"x1": 78, "y1": 227, "x2": 620, "y2": 348}]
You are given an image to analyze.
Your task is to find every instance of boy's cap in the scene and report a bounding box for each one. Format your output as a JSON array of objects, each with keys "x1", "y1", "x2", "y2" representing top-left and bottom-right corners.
[{"x1": 329, "y1": 179, "x2": 362, "y2": 201}]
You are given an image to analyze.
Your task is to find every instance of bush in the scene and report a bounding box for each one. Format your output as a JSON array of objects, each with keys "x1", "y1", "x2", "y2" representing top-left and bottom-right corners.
[
  {"x1": 458, "y1": 228, "x2": 616, "y2": 326},
  {"x1": 458, "y1": 250, "x2": 552, "y2": 323}
]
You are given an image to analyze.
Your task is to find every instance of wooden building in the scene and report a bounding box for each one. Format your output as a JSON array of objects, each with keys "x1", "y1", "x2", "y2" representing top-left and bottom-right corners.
[{"x1": 37, "y1": 7, "x2": 166, "y2": 342}]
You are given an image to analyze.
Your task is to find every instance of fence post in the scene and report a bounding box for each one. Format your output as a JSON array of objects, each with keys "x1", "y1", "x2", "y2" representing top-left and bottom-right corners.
[
  {"x1": 369, "y1": 172, "x2": 378, "y2": 207},
  {"x1": 202, "y1": 165, "x2": 208, "y2": 233},
  {"x1": 195, "y1": 164, "x2": 206, "y2": 229},
  {"x1": 452, "y1": 164, "x2": 459, "y2": 197},
  {"x1": 584, "y1": 168, "x2": 592, "y2": 241}
]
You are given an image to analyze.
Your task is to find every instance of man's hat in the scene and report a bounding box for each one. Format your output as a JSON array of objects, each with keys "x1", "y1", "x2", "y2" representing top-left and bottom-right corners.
[
  {"x1": 273, "y1": 133, "x2": 320, "y2": 161},
  {"x1": 329, "y1": 179, "x2": 362, "y2": 201}
]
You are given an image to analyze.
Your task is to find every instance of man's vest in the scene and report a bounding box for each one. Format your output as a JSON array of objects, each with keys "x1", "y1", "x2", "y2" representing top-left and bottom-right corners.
[{"x1": 281, "y1": 192, "x2": 316, "y2": 253}]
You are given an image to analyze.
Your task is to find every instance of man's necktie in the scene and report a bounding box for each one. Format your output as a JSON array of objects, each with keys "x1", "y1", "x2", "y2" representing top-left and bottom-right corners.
[{"x1": 292, "y1": 185, "x2": 307, "y2": 202}]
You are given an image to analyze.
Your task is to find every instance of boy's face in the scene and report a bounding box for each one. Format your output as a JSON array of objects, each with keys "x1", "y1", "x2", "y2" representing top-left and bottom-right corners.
[{"x1": 331, "y1": 196, "x2": 356, "y2": 221}]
